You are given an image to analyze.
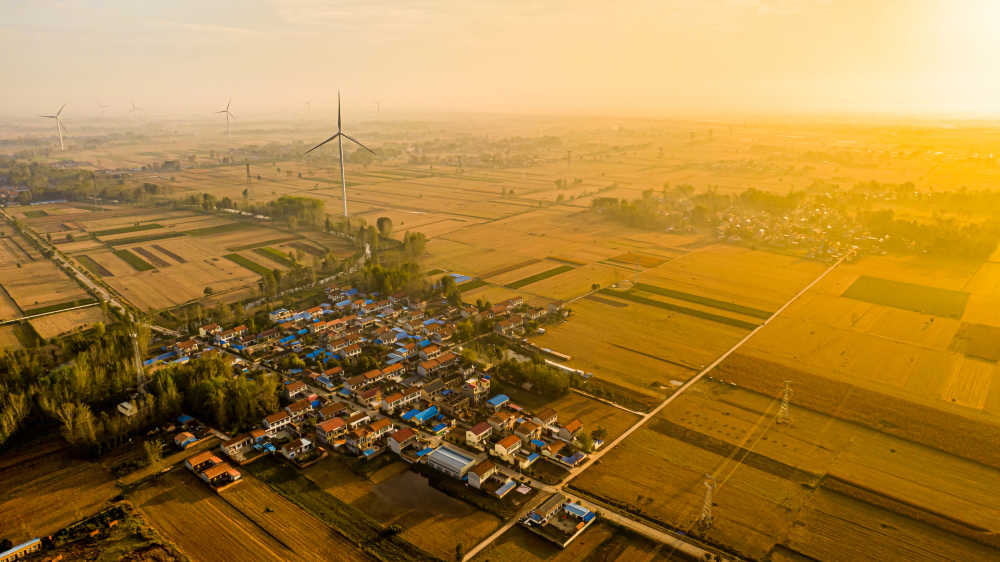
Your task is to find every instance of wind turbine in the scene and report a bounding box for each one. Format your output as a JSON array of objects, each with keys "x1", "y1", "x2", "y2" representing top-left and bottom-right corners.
[
  {"x1": 40, "y1": 104, "x2": 67, "y2": 151},
  {"x1": 129, "y1": 101, "x2": 142, "y2": 120},
  {"x1": 305, "y1": 91, "x2": 374, "y2": 217},
  {"x1": 374, "y1": 100, "x2": 381, "y2": 113},
  {"x1": 217, "y1": 98, "x2": 235, "y2": 137},
  {"x1": 97, "y1": 102, "x2": 110, "y2": 117}
]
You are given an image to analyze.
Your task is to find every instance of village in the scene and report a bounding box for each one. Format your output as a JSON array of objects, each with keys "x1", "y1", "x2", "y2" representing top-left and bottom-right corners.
[{"x1": 141, "y1": 278, "x2": 601, "y2": 548}]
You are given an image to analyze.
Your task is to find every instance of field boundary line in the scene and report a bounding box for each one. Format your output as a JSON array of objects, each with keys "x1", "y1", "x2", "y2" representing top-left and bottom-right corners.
[
  {"x1": 559, "y1": 256, "x2": 845, "y2": 488},
  {"x1": 0, "y1": 302, "x2": 100, "y2": 327},
  {"x1": 569, "y1": 388, "x2": 645, "y2": 416}
]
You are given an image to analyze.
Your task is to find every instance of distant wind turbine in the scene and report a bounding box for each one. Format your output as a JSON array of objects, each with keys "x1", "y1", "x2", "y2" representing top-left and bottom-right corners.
[
  {"x1": 97, "y1": 102, "x2": 110, "y2": 117},
  {"x1": 305, "y1": 91, "x2": 375, "y2": 217},
  {"x1": 129, "y1": 101, "x2": 142, "y2": 119},
  {"x1": 375, "y1": 100, "x2": 381, "y2": 113},
  {"x1": 40, "y1": 104, "x2": 67, "y2": 151},
  {"x1": 305, "y1": 100, "x2": 311, "y2": 114},
  {"x1": 217, "y1": 98, "x2": 235, "y2": 137}
]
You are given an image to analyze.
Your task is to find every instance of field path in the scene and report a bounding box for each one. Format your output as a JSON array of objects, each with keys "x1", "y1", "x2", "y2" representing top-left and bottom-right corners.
[{"x1": 463, "y1": 256, "x2": 845, "y2": 561}]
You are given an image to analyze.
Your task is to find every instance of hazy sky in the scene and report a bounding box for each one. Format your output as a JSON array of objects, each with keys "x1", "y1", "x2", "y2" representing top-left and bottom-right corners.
[{"x1": 3, "y1": 0, "x2": 1000, "y2": 119}]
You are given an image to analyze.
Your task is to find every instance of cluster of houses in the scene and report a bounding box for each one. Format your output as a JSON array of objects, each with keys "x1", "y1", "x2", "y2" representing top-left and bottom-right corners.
[
  {"x1": 521, "y1": 493, "x2": 598, "y2": 547},
  {"x1": 184, "y1": 450, "x2": 243, "y2": 489},
  {"x1": 468, "y1": 399, "x2": 589, "y2": 472}
]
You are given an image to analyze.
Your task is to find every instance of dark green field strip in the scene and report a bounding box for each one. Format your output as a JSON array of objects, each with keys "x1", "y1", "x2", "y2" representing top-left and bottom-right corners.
[
  {"x1": 609, "y1": 343, "x2": 700, "y2": 371},
  {"x1": 225, "y1": 237, "x2": 300, "y2": 252},
  {"x1": 93, "y1": 223, "x2": 163, "y2": 237},
  {"x1": 22, "y1": 298, "x2": 97, "y2": 317},
  {"x1": 113, "y1": 249, "x2": 155, "y2": 271},
  {"x1": 223, "y1": 253, "x2": 273, "y2": 276},
  {"x1": 600, "y1": 289, "x2": 759, "y2": 330},
  {"x1": 285, "y1": 241, "x2": 326, "y2": 256},
  {"x1": 585, "y1": 294, "x2": 628, "y2": 307},
  {"x1": 425, "y1": 268, "x2": 445, "y2": 276},
  {"x1": 505, "y1": 265, "x2": 575, "y2": 289},
  {"x1": 949, "y1": 322, "x2": 1000, "y2": 362},
  {"x1": 458, "y1": 278, "x2": 488, "y2": 293},
  {"x1": 184, "y1": 222, "x2": 254, "y2": 237},
  {"x1": 23, "y1": 210, "x2": 48, "y2": 218},
  {"x1": 253, "y1": 247, "x2": 296, "y2": 267},
  {"x1": 151, "y1": 244, "x2": 186, "y2": 263},
  {"x1": 547, "y1": 256, "x2": 586, "y2": 266},
  {"x1": 632, "y1": 282, "x2": 772, "y2": 319},
  {"x1": 843, "y1": 275, "x2": 969, "y2": 319},
  {"x1": 107, "y1": 232, "x2": 186, "y2": 246},
  {"x1": 132, "y1": 246, "x2": 170, "y2": 268},
  {"x1": 77, "y1": 255, "x2": 113, "y2": 276},
  {"x1": 481, "y1": 258, "x2": 543, "y2": 278}
]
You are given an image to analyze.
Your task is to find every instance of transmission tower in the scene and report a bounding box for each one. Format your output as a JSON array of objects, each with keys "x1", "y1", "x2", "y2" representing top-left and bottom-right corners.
[
  {"x1": 776, "y1": 380, "x2": 792, "y2": 424},
  {"x1": 698, "y1": 475, "x2": 716, "y2": 529}
]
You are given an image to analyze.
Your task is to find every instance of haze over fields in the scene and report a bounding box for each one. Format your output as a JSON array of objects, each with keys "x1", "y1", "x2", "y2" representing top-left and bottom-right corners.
[
  {"x1": 4, "y1": 0, "x2": 1000, "y2": 117},
  {"x1": 2, "y1": 2, "x2": 1000, "y2": 562}
]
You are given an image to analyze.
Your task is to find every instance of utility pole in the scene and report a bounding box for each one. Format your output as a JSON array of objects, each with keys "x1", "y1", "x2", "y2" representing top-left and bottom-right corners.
[
  {"x1": 698, "y1": 475, "x2": 716, "y2": 529},
  {"x1": 776, "y1": 380, "x2": 792, "y2": 424}
]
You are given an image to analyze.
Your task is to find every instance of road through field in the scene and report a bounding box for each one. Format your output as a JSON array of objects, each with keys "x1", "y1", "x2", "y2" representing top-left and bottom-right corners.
[{"x1": 463, "y1": 256, "x2": 845, "y2": 561}]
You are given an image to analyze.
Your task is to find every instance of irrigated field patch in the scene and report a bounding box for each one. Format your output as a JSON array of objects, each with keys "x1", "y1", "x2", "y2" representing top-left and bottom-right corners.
[
  {"x1": 843, "y1": 275, "x2": 969, "y2": 318},
  {"x1": 506, "y1": 265, "x2": 574, "y2": 289},
  {"x1": 950, "y1": 322, "x2": 1000, "y2": 361}
]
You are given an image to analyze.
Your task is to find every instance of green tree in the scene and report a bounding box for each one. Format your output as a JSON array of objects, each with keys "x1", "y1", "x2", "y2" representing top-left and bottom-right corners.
[{"x1": 376, "y1": 216, "x2": 393, "y2": 237}]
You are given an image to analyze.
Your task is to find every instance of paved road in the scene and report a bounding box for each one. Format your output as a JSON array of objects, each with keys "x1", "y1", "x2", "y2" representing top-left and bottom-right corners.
[{"x1": 463, "y1": 257, "x2": 845, "y2": 560}]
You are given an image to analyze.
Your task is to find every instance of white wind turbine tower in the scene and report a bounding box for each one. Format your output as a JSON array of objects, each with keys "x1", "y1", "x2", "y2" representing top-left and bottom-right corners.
[
  {"x1": 305, "y1": 91, "x2": 375, "y2": 217},
  {"x1": 217, "y1": 98, "x2": 235, "y2": 137},
  {"x1": 40, "y1": 104, "x2": 67, "y2": 151}
]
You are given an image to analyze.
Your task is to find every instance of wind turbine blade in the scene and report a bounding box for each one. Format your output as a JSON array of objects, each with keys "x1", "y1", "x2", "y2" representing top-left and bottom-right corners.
[
  {"x1": 58, "y1": 120, "x2": 69, "y2": 134},
  {"x1": 337, "y1": 90, "x2": 342, "y2": 131},
  {"x1": 227, "y1": 98, "x2": 231, "y2": 110},
  {"x1": 228, "y1": 111, "x2": 236, "y2": 120},
  {"x1": 341, "y1": 133, "x2": 375, "y2": 154},
  {"x1": 305, "y1": 132, "x2": 341, "y2": 155},
  {"x1": 40, "y1": 115, "x2": 56, "y2": 118},
  {"x1": 57, "y1": 104, "x2": 66, "y2": 116},
  {"x1": 216, "y1": 110, "x2": 228, "y2": 113}
]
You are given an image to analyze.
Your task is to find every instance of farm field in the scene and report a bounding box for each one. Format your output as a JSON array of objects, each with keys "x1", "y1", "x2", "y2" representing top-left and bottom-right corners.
[
  {"x1": 0, "y1": 259, "x2": 90, "y2": 314},
  {"x1": 219, "y1": 474, "x2": 370, "y2": 561},
  {"x1": 29, "y1": 305, "x2": 104, "y2": 339},
  {"x1": 716, "y1": 253, "x2": 1000, "y2": 436},
  {"x1": 303, "y1": 458, "x2": 502, "y2": 560},
  {"x1": 0, "y1": 325, "x2": 22, "y2": 349},
  {"x1": 131, "y1": 470, "x2": 294, "y2": 562},
  {"x1": 531, "y1": 294, "x2": 747, "y2": 400},
  {"x1": 0, "y1": 439, "x2": 118, "y2": 545},
  {"x1": 570, "y1": 380, "x2": 1000, "y2": 560}
]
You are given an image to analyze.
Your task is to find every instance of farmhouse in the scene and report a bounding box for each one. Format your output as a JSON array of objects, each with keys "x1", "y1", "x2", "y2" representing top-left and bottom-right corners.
[
  {"x1": 198, "y1": 323, "x2": 221, "y2": 337},
  {"x1": 319, "y1": 401, "x2": 349, "y2": 419},
  {"x1": 185, "y1": 451, "x2": 222, "y2": 472},
  {"x1": 347, "y1": 411, "x2": 371, "y2": 428},
  {"x1": 174, "y1": 431, "x2": 196, "y2": 449},
  {"x1": 486, "y1": 394, "x2": 509, "y2": 411},
  {"x1": 515, "y1": 421, "x2": 542, "y2": 443},
  {"x1": 495, "y1": 434, "x2": 522, "y2": 461},
  {"x1": 468, "y1": 459, "x2": 498, "y2": 490},
  {"x1": 358, "y1": 387, "x2": 382, "y2": 409},
  {"x1": 286, "y1": 398, "x2": 313, "y2": 420},
  {"x1": 284, "y1": 380, "x2": 308, "y2": 399},
  {"x1": 556, "y1": 419, "x2": 583, "y2": 442},
  {"x1": 280, "y1": 438, "x2": 314, "y2": 460},
  {"x1": 316, "y1": 417, "x2": 347, "y2": 444},
  {"x1": 488, "y1": 410, "x2": 516, "y2": 432},
  {"x1": 388, "y1": 427, "x2": 417, "y2": 454},
  {"x1": 199, "y1": 462, "x2": 242, "y2": 486},
  {"x1": 532, "y1": 408, "x2": 558, "y2": 428},
  {"x1": 466, "y1": 421, "x2": 493, "y2": 448},
  {"x1": 342, "y1": 343, "x2": 362, "y2": 359},
  {"x1": 426, "y1": 445, "x2": 477, "y2": 478},
  {"x1": 221, "y1": 434, "x2": 252, "y2": 457},
  {"x1": 263, "y1": 411, "x2": 292, "y2": 435}
]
